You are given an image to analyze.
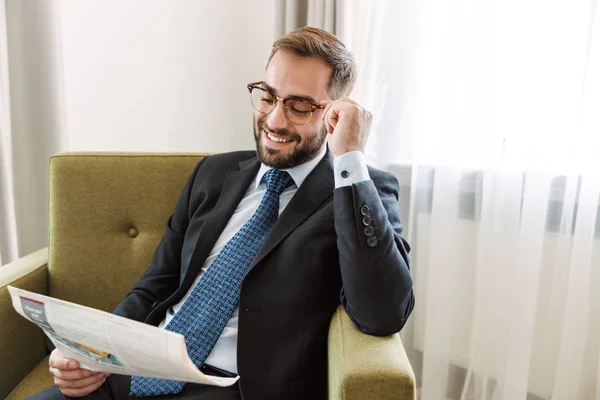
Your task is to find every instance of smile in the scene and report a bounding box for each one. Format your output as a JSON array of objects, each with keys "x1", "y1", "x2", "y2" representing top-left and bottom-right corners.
[{"x1": 265, "y1": 130, "x2": 293, "y2": 144}]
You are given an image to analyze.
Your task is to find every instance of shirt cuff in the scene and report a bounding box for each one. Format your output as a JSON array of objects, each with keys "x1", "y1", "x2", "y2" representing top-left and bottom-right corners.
[{"x1": 333, "y1": 151, "x2": 371, "y2": 188}]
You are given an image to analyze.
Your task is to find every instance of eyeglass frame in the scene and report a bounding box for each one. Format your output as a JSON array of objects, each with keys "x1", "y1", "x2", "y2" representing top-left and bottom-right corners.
[{"x1": 247, "y1": 81, "x2": 325, "y2": 125}]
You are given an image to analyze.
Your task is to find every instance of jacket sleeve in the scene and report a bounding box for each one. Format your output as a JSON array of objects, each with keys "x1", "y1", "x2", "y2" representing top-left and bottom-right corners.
[
  {"x1": 112, "y1": 157, "x2": 206, "y2": 322},
  {"x1": 335, "y1": 169, "x2": 414, "y2": 336}
]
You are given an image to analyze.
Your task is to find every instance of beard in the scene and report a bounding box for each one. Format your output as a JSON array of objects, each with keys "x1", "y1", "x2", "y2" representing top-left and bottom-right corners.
[{"x1": 253, "y1": 116, "x2": 327, "y2": 169}]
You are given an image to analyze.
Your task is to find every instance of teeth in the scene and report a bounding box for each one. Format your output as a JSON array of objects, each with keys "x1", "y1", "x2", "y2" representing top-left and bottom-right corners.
[{"x1": 267, "y1": 132, "x2": 291, "y2": 143}]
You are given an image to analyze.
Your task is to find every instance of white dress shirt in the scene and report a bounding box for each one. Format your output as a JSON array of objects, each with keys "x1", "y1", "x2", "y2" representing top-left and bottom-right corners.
[{"x1": 158, "y1": 149, "x2": 370, "y2": 373}]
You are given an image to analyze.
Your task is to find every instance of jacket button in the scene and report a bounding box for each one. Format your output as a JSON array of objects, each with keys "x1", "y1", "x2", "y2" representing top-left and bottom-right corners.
[
  {"x1": 362, "y1": 216, "x2": 372, "y2": 226},
  {"x1": 367, "y1": 236, "x2": 378, "y2": 247},
  {"x1": 364, "y1": 226, "x2": 374, "y2": 236},
  {"x1": 128, "y1": 228, "x2": 139, "y2": 238},
  {"x1": 360, "y1": 205, "x2": 370, "y2": 215},
  {"x1": 341, "y1": 170, "x2": 349, "y2": 178}
]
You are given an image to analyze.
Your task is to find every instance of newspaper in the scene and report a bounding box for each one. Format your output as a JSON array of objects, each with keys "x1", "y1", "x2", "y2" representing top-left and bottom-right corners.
[{"x1": 7, "y1": 285, "x2": 239, "y2": 387}]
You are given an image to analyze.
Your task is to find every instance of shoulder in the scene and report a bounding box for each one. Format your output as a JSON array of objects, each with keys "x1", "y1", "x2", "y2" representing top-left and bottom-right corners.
[
  {"x1": 198, "y1": 150, "x2": 257, "y2": 169},
  {"x1": 190, "y1": 150, "x2": 257, "y2": 177},
  {"x1": 186, "y1": 150, "x2": 258, "y2": 201},
  {"x1": 187, "y1": 150, "x2": 257, "y2": 184}
]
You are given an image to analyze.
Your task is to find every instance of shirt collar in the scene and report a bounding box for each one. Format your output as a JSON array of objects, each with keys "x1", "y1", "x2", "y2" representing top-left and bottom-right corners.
[{"x1": 255, "y1": 147, "x2": 327, "y2": 190}]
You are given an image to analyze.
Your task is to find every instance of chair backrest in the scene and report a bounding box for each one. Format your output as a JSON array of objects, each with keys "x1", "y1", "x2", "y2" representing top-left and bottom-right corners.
[{"x1": 48, "y1": 152, "x2": 207, "y2": 312}]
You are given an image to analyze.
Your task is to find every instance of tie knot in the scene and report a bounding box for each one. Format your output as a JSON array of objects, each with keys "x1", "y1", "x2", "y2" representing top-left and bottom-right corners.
[{"x1": 264, "y1": 169, "x2": 293, "y2": 195}]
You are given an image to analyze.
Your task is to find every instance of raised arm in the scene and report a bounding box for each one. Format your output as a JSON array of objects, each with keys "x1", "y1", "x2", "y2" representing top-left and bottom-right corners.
[{"x1": 322, "y1": 96, "x2": 414, "y2": 336}]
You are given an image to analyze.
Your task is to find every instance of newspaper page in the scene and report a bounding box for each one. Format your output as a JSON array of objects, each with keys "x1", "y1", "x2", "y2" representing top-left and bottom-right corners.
[{"x1": 7, "y1": 285, "x2": 239, "y2": 387}]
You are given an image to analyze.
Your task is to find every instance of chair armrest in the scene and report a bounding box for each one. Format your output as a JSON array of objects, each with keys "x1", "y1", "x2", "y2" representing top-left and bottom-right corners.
[
  {"x1": 328, "y1": 305, "x2": 416, "y2": 400},
  {"x1": 0, "y1": 248, "x2": 50, "y2": 399}
]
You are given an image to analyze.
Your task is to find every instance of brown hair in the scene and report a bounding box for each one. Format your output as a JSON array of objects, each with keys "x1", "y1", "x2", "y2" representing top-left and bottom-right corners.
[{"x1": 267, "y1": 26, "x2": 356, "y2": 99}]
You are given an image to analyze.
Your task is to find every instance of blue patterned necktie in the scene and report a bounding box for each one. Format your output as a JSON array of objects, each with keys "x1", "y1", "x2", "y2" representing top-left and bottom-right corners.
[{"x1": 129, "y1": 168, "x2": 293, "y2": 397}]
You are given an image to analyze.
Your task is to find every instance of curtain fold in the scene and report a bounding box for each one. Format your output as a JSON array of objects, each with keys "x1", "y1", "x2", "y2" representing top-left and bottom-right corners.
[
  {"x1": 0, "y1": 0, "x2": 18, "y2": 265},
  {"x1": 274, "y1": 0, "x2": 337, "y2": 36},
  {"x1": 0, "y1": 0, "x2": 66, "y2": 266}
]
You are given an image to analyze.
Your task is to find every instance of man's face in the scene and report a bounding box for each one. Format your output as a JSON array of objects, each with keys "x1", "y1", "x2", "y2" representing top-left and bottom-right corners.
[{"x1": 253, "y1": 50, "x2": 332, "y2": 169}]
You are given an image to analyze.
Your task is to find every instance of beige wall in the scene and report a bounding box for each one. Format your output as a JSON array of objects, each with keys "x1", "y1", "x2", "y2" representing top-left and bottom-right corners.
[{"x1": 59, "y1": 0, "x2": 275, "y2": 152}]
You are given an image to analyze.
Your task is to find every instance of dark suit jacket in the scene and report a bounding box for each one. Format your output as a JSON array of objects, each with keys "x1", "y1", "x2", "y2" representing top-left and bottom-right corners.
[{"x1": 113, "y1": 150, "x2": 414, "y2": 400}]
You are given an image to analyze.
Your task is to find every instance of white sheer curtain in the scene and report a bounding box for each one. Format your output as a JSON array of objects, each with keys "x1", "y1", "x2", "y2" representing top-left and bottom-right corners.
[
  {"x1": 0, "y1": 0, "x2": 17, "y2": 266},
  {"x1": 0, "y1": 0, "x2": 66, "y2": 266},
  {"x1": 339, "y1": 0, "x2": 600, "y2": 399}
]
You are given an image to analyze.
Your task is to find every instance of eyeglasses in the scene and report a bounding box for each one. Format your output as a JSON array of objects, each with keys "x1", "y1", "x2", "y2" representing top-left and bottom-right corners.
[{"x1": 247, "y1": 81, "x2": 324, "y2": 125}]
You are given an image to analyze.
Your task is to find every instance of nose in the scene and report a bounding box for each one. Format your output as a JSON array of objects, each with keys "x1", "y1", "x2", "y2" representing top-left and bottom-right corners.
[{"x1": 266, "y1": 100, "x2": 289, "y2": 131}]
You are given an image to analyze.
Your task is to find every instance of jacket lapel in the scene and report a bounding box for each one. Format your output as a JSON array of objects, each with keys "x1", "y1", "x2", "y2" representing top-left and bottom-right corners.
[
  {"x1": 248, "y1": 152, "x2": 335, "y2": 272},
  {"x1": 183, "y1": 156, "x2": 260, "y2": 286}
]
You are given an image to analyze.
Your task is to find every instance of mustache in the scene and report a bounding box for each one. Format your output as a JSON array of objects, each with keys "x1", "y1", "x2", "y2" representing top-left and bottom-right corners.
[{"x1": 257, "y1": 120, "x2": 300, "y2": 141}]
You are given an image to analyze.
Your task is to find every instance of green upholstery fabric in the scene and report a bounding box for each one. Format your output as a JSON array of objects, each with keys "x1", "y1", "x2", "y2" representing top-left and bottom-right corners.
[
  {"x1": 0, "y1": 249, "x2": 50, "y2": 400},
  {"x1": 328, "y1": 307, "x2": 416, "y2": 399},
  {"x1": 0, "y1": 152, "x2": 415, "y2": 400},
  {"x1": 6, "y1": 356, "x2": 53, "y2": 400},
  {"x1": 48, "y1": 153, "x2": 207, "y2": 312}
]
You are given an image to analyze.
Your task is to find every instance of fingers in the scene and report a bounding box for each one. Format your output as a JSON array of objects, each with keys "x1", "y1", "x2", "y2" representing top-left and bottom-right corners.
[
  {"x1": 319, "y1": 96, "x2": 372, "y2": 156},
  {"x1": 49, "y1": 348, "x2": 111, "y2": 397},
  {"x1": 321, "y1": 101, "x2": 342, "y2": 133},
  {"x1": 323, "y1": 106, "x2": 339, "y2": 134},
  {"x1": 49, "y1": 349, "x2": 80, "y2": 370},
  {"x1": 321, "y1": 98, "x2": 360, "y2": 120},
  {"x1": 320, "y1": 97, "x2": 357, "y2": 121},
  {"x1": 49, "y1": 365, "x2": 96, "y2": 380},
  {"x1": 53, "y1": 370, "x2": 109, "y2": 388},
  {"x1": 321, "y1": 100, "x2": 338, "y2": 120},
  {"x1": 322, "y1": 101, "x2": 351, "y2": 134},
  {"x1": 322, "y1": 102, "x2": 334, "y2": 121},
  {"x1": 56, "y1": 373, "x2": 109, "y2": 398}
]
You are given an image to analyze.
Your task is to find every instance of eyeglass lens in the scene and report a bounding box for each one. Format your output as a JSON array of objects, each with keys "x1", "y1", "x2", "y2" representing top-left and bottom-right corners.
[{"x1": 250, "y1": 88, "x2": 314, "y2": 124}]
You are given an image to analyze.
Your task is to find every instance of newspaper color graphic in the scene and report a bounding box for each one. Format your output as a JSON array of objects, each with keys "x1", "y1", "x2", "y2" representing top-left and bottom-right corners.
[
  {"x1": 7, "y1": 286, "x2": 239, "y2": 387},
  {"x1": 19, "y1": 296, "x2": 125, "y2": 367},
  {"x1": 20, "y1": 296, "x2": 55, "y2": 333}
]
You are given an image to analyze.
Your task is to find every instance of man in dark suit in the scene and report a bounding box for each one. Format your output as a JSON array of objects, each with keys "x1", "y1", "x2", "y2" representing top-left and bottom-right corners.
[{"x1": 35, "y1": 27, "x2": 413, "y2": 400}]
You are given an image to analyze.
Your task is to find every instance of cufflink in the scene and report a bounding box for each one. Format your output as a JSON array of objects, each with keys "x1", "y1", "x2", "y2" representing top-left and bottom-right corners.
[{"x1": 341, "y1": 170, "x2": 349, "y2": 178}]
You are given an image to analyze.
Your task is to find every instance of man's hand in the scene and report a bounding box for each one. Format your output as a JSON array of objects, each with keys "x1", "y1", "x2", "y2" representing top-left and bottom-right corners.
[
  {"x1": 48, "y1": 348, "x2": 111, "y2": 397},
  {"x1": 321, "y1": 97, "x2": 372, "y2": 157}
]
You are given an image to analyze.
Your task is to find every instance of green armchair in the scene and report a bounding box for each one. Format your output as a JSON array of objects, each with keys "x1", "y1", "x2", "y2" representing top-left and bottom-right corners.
[{"x1": 0, "y1": 152, "x2": 415, "y2": 399}]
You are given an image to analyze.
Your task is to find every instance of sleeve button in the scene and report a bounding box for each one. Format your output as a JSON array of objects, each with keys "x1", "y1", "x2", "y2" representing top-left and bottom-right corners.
[
  {"x1": 362, "y1": 216, "x2": 372, "y2": 226},
  {"x1": 360, "y1": 205, "x2": 370, "y2": 215},
  {"x1": 364, "y1": 226, "x2": 374, "y2": 236},
  {"x1": 367, "y1": 236, "x2": 378, "y2": 247}
]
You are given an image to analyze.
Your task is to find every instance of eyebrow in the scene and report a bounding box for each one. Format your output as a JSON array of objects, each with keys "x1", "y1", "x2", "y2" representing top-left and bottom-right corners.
[{"x1": 261, "y1": 82, "x2": 319, "y2": 104}]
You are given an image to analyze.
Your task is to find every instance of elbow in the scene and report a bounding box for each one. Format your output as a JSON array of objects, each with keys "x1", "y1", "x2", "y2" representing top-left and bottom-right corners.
[
  {"x1": 350, "y1": 309, "x2": 404, "y2": 337},
  {"x1": 347, "y1": 288, "x2": 415, "y2": 337},
  {"x1": 356, "y1": 320, "x2": 403, "y2": 337}
]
